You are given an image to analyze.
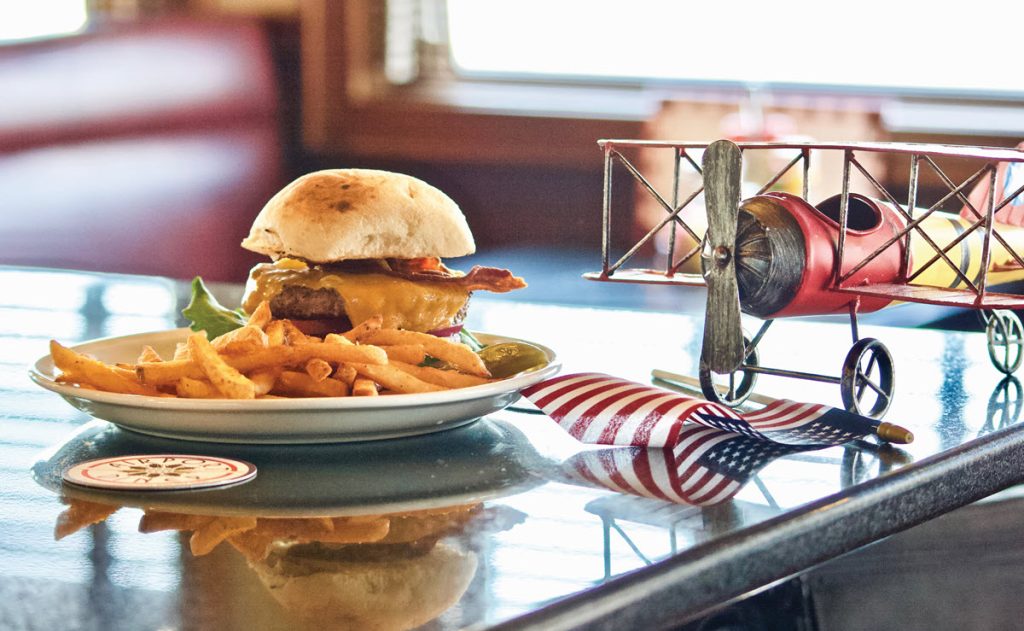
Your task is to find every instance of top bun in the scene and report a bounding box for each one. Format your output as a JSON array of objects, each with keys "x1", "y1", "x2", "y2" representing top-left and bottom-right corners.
[{"x1": 241, "y1": 169, "x2": 476, "y2": 262}]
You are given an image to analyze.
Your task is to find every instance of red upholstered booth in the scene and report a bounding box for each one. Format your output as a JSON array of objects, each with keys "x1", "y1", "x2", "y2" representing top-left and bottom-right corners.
[{"x1": 0, "y1": 18, "x2": 284, "y2": 281}]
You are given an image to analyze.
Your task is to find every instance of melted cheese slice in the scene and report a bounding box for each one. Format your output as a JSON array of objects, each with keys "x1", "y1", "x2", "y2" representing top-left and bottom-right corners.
[{"x1": 243, "y1": 260, "x2": 469, "y2": 332}]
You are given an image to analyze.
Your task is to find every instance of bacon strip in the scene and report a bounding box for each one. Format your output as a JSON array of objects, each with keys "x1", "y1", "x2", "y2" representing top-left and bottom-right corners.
[
  {"x1": 454, "y1": 266, "x2": 528, "y2": 292},
  {"x1": 316, "y1": 258, "x2": 527, "y2": 293},
  {"x1": 387, "y1": 265, "x2": 526, "y2": 293}
]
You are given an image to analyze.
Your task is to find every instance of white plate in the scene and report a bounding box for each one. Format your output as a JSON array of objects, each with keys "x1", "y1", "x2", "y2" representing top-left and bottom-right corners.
[{"x1": 30, "y1": 329, "x2": 560, "y2": 444}]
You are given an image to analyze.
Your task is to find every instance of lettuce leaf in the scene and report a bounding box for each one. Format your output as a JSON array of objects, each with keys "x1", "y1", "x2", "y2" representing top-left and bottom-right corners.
[
  {"x1": 460, "y1": 328, "x2": 485, "y2": 352},
  {"x1": 181, "y1": 276, "x2": 247, "y2": 339}
]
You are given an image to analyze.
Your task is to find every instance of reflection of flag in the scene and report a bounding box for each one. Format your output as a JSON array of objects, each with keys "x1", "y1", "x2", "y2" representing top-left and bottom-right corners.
[
  {"x1": 522, "y1": 373, "x2": 878, "y2": 448},
  {"x1": 564, "y1": 427, "x2": 806, "y2": 506}
]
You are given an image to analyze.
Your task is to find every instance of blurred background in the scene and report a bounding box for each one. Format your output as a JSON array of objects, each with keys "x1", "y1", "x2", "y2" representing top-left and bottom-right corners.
[{"x1": 3, "y1": 0, "x2": 1024, "y2": 316}]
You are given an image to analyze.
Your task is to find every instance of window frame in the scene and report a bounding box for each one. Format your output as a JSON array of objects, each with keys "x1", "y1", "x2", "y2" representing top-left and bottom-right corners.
[{"x1": 299, "y1": 0, "x2": 1024, "y2": 169}]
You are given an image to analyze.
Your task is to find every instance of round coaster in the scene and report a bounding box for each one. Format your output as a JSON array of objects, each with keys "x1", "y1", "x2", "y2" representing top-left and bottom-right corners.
[{"x1": 63, "y1": 454, "x2": 257, "y2": 491}]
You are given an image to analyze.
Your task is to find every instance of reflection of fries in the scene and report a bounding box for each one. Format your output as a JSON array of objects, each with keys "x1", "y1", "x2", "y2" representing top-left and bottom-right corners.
[
  {"x1": 139, "y1": 511, "x2": 215, "y2": 533},
  {"x1": 55, "y1": 500, "x2": 481, "y2": 565},
  {"x1": 55, "y1": 499, "x2": 119, "y2": 540},
  {"x1": 48, "y1": 308, "x2": 516, "y2": 400},
  {"x1": 190, "y1": 516, "x2": 258, "y2": 556}
]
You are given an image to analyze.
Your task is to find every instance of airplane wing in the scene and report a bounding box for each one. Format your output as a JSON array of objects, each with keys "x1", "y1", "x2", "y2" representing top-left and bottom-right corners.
[
  {"x1": 831, "y1": 283, "x2": 1024, "y2": 309},
  {"x1": 582, "y1": 269, "x2": 706, "y2": 287}
]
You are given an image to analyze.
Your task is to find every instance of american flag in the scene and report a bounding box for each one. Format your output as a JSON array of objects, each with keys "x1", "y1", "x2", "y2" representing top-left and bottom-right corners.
[
  {"x1": 562, "y1": 427, "x2": 806, "y2": 506},
  {"x1": 521, "y1": 372, "x2": 878, "y2": 448}
]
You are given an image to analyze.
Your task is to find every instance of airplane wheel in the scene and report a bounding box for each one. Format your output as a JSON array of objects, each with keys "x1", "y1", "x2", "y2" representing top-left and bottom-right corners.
[
  {"x1": 699, "y1": 336, "x2": 759, "y2": 408},
  {"x1": 840, "y1": 338, "x2": 894, "y2": 420},
  {"x1": 984, "y1": 309, "x2": 1024, "y2": 375}
]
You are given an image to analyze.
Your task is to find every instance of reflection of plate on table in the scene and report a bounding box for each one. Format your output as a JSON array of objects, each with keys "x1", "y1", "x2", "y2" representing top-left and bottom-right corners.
[
  {"x1": 33, "y1": 418, "x2": 547, "y2": 517},
  {"x1": 29, "y1": 329, "x2": 560, "y2": 444}
]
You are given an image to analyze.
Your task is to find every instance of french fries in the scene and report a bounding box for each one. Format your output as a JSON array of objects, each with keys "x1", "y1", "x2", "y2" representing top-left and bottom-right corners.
[
  {"x1": 352, "y1": 377, "x2": 379, "y2": 397},
  {"x1": 50, "y1": 340, "x2": 164, "y2": 397},
  {"x1": 47, "y1": 303, "x2": 529, "y2": 400},
  {"x1": 188, "y1": 333, "x2": 257, "y2": 399},
  {"x1": 359, "y1": 329, "x2": 491, "y2": 377}
]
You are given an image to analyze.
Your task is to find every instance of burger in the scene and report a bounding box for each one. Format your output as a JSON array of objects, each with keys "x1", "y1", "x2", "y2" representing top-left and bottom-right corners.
[{"x1": 239, "y1": 169, "x2": 526, "y2": 337}]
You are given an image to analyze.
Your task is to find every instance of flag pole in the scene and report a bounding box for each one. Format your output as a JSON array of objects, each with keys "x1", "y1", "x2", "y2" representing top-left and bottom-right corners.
[{"x1": 651, "y1": 369, "x2": 914, "y2": 444}]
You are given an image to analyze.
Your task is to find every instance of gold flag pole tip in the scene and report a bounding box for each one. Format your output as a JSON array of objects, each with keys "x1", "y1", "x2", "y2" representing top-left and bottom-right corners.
[{"x1": 875, "y1": 422, "x2": 914, "y2": 445}]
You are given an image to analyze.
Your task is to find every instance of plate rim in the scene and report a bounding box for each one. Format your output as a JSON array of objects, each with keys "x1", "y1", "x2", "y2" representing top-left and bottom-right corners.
[{"x1": 29, "y1": 328, "x2": 560, "y2": 411}]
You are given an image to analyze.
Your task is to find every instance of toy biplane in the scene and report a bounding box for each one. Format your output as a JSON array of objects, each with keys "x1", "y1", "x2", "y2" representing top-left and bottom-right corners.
[{"x1": 586, "y1": 139, "x2": 1024, "y2": 419}]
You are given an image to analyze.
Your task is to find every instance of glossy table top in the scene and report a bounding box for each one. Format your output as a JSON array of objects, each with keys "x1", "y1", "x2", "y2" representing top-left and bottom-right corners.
[{"x1": 3, "y1": 265, "x2": 1024, "y2": 630}]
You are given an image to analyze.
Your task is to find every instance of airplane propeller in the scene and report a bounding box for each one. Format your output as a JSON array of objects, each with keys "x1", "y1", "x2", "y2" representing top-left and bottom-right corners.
[{"x1": 700, "y1": 139, "x2": 746, "y2": 375}]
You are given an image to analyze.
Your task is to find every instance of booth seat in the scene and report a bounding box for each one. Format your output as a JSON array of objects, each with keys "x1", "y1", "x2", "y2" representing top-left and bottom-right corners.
[{"x1": 0, "y1": 18, "x2": 284, "y2": 281}]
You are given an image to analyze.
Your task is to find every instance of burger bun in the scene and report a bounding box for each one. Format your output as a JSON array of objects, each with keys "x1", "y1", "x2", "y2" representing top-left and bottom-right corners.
[{"x1": 241, "y1": 169, "x2": 476, "y2": 263}]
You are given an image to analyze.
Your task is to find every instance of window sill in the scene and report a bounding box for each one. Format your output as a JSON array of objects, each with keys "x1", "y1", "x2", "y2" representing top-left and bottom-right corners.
[{"x1": 303, "y1": 80, "x2": 656, "y2": 168}]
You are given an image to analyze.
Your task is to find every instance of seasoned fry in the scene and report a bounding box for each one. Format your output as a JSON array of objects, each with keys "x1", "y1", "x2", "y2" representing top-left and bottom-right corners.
[
  {"x1": 304, "y1": 358, "x2": 333, "y2": 382},
  {"x1": 381, "y1": 344, "x2": 428, "y2": 365},
  {"x1": 137, "y1": 343, "x2": 387, "y2": 386},
  {"x1": 274, "y1": 371, "x2": 351, "y2": 397},
  {"x1": 352, "y1": 377, "x2": 379, "y2": 397},
  {"x1": 175, "y1": 376, "x2": 218, "y2": 398},
  {"x1": 211, "y1": 325, "x2": 268, "y2": 355},
  {"x1": 360, "y1": 329, "x2": 490, "y2": 377},
  {"x1": 324, "y1": 333, "x2": 354, "y2": 346},
  {"x1": 187, "y1": 333, "x2": 256, "y2": 399},
  {"x1": 333, "y1": 363, "x2": 358, "y2": 386},
  {"x1": 172, "y1": 342, "x2": 190, "y2": 361},
  {"x1": 247, "y1": 300, "x2": 273, "y2": 329},
  {"x1": 137, "y1": 345, "x2": 162, "y2": 363},
  {"x1": 348, "y1": 362, "x2": 447, "y2": 394},
  {"x1": 50, "y1": 340, "x2": 163, "y2": 396},
  {"x1": 282, "y1": 319, "x2": 316, "y2": 345},
  {"x1": 265, "y1": 319, "x2": 286, "y2": 346},
  {"x1": 249, "y1": 368, "x2": 280, "y2": 396},
  {"x1": 343, "y1": 315, "x2": 383, "y2": 342},
  {"x1": 189, "y1": 516, "x2": 258, "y2": 556},
  {"x1": 390, "y1": 360, "x2": 490, "y2": 388}
]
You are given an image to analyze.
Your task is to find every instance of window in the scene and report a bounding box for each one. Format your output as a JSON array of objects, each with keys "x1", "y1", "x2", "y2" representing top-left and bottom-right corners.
[
  {"x1": 447, "y1": 0, "x2": 1024, "y2": 98},
  {"x1": 0, "y1": 0, "x2": 87, "y2": 43},
  {"x1": 301, "y1": 1, "x2": 1024, "y2": 168}
]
